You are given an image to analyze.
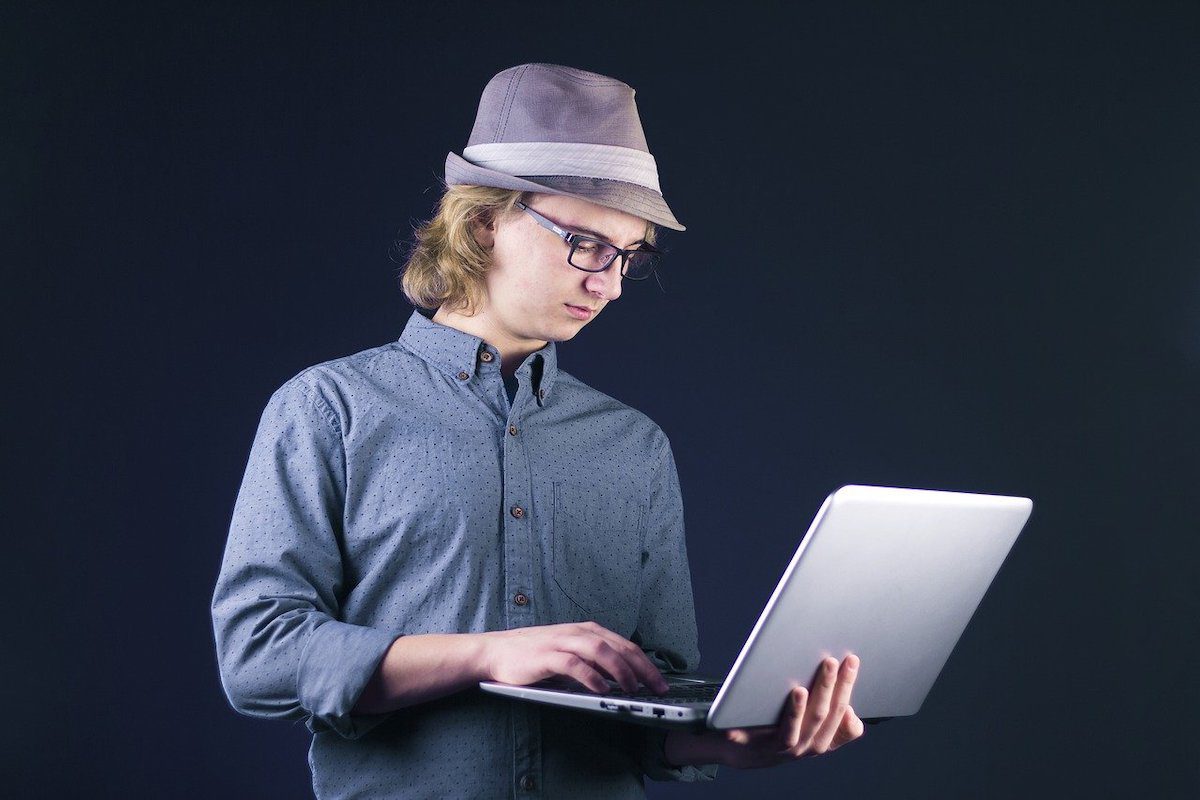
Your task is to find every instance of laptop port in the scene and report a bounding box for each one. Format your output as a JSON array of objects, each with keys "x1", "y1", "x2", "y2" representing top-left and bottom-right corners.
[
  {"x1": 630, "y1": 705, "x2": 643, "y2": 713},
  {"x1": 653, "y1": 708, "x2": 665, "y2": 717}
]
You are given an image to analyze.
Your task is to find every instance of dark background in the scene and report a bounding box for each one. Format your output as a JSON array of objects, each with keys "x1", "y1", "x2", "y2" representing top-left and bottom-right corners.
[{"x1": 5, "y1": 1, "x2": 1198, "y2": 797}]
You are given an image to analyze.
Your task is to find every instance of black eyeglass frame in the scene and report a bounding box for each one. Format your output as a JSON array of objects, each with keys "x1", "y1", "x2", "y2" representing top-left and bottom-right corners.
[{"x1": 514, "y1": 201, "x2": 664, "y2": 281}]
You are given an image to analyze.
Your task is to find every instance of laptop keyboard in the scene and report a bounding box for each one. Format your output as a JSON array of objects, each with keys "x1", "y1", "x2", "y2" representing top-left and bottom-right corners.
[{"x1": 600, "y1": 683, "x2": 722, "y2": 703}]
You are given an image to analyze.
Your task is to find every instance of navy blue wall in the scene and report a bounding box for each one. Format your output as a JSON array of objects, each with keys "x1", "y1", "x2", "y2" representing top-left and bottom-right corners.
[{"x1": 7, "y1": 2, "x2": 1197, "y2": 796}]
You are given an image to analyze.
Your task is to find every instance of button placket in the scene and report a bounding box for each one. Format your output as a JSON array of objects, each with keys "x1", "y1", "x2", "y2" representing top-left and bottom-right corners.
[
  {"x1": 501, "y1": 397, "x2": 536, "y2": 634},
  {"x1": 512, "y1": 704, "x2": 541, "y2": 800}
]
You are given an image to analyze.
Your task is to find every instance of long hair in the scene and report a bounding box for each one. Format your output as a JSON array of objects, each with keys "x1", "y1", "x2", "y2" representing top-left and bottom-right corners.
[
  {"x1": 398, "y1": 184, "x2": 526, "y2": 314},
  {"x1": 398, "y1": 183, "x2": 659, "y2": 314}
]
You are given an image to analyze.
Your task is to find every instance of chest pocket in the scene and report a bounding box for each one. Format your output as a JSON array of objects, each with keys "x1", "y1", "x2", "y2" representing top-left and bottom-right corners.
[{"x1": 551, "y1": 481, "x2": 646, "y2": 637}]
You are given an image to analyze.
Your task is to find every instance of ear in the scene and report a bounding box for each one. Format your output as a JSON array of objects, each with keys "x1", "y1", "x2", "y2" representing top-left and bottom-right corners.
[{"x1": 470, "y1": 213, "x2": 497, "y2": 250}]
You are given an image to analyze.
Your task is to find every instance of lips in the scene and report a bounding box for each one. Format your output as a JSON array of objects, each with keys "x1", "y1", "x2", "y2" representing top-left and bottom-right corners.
[{"x1": 564, "y1": 303, "x2": 595, "y2": 320}]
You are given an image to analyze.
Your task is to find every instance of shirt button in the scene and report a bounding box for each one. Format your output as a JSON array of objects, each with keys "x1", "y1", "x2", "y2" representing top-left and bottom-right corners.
[
  {"x1": 513, "y1": 593, "x2": 529, "y2": 606},
  {"x1": 480, "y1": 351, "x2": 494, "y2": 363},
  {"x1": 537, "y1": 388, "x2": 546, "y2": 400},
  {"x1": 510, "y1": 505, "x2": 525, "y2": 519},
  {"x1": 519, "y1": 774, "x2": 535, "y2": 791},
  {"x1": 456, "y1": 370, "x2": 470, "y2": 380},
  {"x1": 508, "y1": 424, "x2": 519, "y2": 436}
]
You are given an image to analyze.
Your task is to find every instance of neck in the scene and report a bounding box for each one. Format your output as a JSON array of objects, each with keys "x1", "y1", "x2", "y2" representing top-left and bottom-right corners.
[{"x1": 431, "y1": 305, "x2": 546, "y2": 379}]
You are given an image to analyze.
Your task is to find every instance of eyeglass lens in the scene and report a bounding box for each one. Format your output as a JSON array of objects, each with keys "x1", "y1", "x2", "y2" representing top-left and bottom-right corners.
[{"x1": 569, "y1": 240, "x2": 660, "y2": 279}]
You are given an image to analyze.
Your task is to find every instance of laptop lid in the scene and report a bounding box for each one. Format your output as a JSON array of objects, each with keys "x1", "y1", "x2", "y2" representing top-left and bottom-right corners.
[{"x1": 707, "y1": 484, "x2": 1032, "y2": 728}]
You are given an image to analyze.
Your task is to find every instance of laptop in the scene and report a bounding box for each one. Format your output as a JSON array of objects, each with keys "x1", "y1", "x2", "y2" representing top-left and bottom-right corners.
[{"x1": 479, "y1": 484, "x2": 1033, "y2": 729}]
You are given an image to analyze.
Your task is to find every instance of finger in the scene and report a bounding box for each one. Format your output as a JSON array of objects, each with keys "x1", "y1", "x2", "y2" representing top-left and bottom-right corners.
[
  {"x1": 724, "y1": 728, "x2": 752, "y2": 746},
  {"x1": 775, "y1": 685, "x2": 807, "y2": 752},
  {"x1": 552, "y1": 651, "x2": 609, "y2": 693},
  {"x1": 582, "y1": 622, "x2": 669, "y2": 691},
  {"x1": 578, "y1": 622, "x2": 669, "y2": 692},
  {"x1": 830, "y1": 706, "x2": 866, "y2": 751},
  {"x1": 566, "y1": 635, "x2": 641, "y2": 693},
  {"x1": 799, "y1": 657, "x2": 840, "y2": 747},
  {"x1": 726, "y1": 726, "x2": 778, "y2": 747},
  {"x1": 810, "y1": 654, "x2": 860, "y2": 753}
]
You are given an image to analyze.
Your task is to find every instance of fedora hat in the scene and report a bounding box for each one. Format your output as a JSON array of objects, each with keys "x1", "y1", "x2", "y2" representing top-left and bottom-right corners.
[{"x1": 444, "y1": 63, "x2": 685, "y2": 232}]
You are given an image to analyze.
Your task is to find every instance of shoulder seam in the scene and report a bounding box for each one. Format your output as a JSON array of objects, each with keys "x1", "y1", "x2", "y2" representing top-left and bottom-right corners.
[
  {"x1": 299, "y1": 383, "x2": 341, "y2": 437},
  {"x1": 277, "y1": 373, "x2": 342, "y2": 438}
]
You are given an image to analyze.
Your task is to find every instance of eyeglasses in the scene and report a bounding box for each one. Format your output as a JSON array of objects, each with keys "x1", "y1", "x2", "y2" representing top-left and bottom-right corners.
[{"x1": 515, "y1": 201, "x2": 664, "y2": 281}]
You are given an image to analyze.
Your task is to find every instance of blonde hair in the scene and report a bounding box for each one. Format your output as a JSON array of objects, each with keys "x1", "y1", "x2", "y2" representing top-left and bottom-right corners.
[{"x1": 398, "y1": 183, "x2": 659, "y2": 314}]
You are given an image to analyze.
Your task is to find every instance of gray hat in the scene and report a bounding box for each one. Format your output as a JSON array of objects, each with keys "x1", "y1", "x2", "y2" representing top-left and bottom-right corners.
[{"x1": 444, "y1": 63, "x2": 685, "y2": 232}]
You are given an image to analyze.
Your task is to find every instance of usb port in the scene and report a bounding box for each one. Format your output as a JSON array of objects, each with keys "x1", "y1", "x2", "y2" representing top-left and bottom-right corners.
[{"x1": 630, "y1": 705, "x2": 643, "y2": 712}]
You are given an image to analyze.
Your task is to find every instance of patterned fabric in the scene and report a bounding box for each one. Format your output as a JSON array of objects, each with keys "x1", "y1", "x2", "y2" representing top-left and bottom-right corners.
[{"x1": 211, "y1": 307, "x2": 719, "y2": 798}]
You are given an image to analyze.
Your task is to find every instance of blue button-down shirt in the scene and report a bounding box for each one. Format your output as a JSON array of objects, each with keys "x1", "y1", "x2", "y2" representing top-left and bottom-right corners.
[{"x1": 212, "y1": 308, "x2": 719, "y2": 798}]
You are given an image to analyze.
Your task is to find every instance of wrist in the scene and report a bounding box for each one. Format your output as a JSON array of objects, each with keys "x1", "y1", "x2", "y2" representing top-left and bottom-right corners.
[
  {"x1": 664, "y1": 729, "x2": 726, "y2": 768},
  {"x1": 473, "y1": 630, "x2": 497, "y2": 682}
]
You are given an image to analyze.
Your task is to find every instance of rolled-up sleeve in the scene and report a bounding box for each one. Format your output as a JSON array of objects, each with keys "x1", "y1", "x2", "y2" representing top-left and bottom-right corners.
[
  {"x1": 633, "y1": 433, "x2": 720, "y2": 782},
  {"x1": 211, "y1": 377, "x2": 398, "y2": 740}
]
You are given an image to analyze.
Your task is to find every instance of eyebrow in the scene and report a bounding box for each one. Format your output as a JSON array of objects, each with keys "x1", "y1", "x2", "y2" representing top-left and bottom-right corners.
[{"x1": 560, "y1": 220, "x2": 648, "y2": 249}]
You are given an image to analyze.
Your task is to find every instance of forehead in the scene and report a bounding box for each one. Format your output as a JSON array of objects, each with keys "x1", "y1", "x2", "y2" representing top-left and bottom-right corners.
[{"x1": 525, "y1": 192, "x2": 650, "y2": 248}]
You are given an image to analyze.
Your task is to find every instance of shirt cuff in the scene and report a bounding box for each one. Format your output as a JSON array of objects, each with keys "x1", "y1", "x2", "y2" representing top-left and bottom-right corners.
[
  {"x1": 639, "y1": 727, "x2": 720, "y2": 782},
  {"x1": 296, "y1": 620, "x2": 398, "y2": 740}
]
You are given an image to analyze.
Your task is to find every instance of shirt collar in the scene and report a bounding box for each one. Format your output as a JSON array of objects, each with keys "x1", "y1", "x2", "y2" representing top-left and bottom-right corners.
[{"x1": 398, "y1": 308, "x2": 558, "y2": 403}]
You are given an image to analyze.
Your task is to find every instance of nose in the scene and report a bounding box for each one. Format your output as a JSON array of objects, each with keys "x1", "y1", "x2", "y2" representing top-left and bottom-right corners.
[{"x1": 583, "y1": 260, "x2": 623, "y2": 303}]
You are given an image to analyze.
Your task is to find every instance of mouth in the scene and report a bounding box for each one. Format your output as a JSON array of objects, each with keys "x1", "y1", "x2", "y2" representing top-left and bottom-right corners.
[{"x1": 564, "y1": 303, "x2": 595, "y2": 320}]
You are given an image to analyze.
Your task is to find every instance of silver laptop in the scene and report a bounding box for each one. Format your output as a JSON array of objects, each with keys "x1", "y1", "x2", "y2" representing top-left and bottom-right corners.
[{"x1": 480, "y1": 484, "x2": 1033, "y2": 729}]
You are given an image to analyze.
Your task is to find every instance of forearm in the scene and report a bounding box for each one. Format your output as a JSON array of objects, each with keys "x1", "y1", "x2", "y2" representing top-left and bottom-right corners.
[
  {"x1": 352, "y1": 633, "x2": 490, "y2": 714},
  {"x1": 663, "y1": 729, "x2": 727, "y2": 768}
]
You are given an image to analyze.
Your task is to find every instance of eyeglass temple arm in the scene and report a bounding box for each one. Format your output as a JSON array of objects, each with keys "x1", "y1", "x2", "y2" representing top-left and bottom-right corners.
[
  {"x1": 517, "y1": 201, "x2": 572, "y2": 241},
  {"x1": 520, "y1": 200, "x2": 660, "y2": 253}
]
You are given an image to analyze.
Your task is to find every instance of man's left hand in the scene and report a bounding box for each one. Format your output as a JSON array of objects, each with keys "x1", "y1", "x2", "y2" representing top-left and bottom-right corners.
[{"x1": 666, "y1": 654, "x2": 865, "y2": 769}]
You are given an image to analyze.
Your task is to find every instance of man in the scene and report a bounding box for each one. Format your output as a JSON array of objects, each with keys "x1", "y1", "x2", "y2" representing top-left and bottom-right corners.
[{"x1": 212, "y1": 63, "x2": 863, "y2": 799}]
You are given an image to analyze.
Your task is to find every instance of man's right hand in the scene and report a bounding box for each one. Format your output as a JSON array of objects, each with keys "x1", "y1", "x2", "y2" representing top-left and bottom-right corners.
[{"x1": 481, "y1": 621, "x2": 670, "y2": 695}]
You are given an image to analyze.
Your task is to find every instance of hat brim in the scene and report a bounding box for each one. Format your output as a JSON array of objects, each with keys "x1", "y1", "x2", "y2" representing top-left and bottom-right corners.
[{"x1": 445, "y1": 151, "x2": 685, "y2": 232}]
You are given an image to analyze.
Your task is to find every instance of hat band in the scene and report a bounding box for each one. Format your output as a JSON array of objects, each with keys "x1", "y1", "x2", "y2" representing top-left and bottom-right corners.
[{"x1": 461, "y1": 142, "x2": 661, "y2": 193}]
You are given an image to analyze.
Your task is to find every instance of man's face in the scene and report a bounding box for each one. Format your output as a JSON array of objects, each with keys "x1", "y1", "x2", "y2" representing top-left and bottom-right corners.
[{"x1": 477, "y1": 192, "x2": 651, "y2": 344}]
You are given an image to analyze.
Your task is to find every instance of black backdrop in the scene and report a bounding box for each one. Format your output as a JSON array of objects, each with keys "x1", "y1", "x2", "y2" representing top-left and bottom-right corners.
[{"x1": 6, "y1": 2, "x2": 1198, "y2": 797}]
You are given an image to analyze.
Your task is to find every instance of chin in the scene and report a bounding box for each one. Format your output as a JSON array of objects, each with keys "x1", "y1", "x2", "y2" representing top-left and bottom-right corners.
[{"x1": 549, "y1": 319, "x2": 590, "y2": 341}]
